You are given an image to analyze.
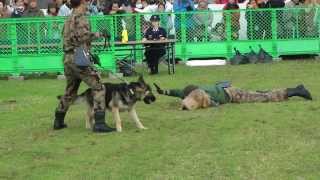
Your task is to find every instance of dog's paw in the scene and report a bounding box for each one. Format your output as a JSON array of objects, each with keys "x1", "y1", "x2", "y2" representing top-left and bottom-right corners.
[{"x1": 116, "y1": 128, "x2": 122, "y2": 132}]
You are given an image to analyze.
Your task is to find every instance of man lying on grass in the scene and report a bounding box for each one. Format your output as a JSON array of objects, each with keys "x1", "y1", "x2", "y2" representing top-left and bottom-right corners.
[{"x1": 154, "y1": 82, "x2": 312, "y2": 111}]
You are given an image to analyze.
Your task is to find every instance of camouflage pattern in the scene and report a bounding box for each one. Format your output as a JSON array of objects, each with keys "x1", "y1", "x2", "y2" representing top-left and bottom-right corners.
[
  {"x1": 224, "y1": 87, "x2": 288, "y2": 103},
  {"x1": 56, "y1": 10, "x2": 105, "y2": 114},
  {"x1": 62, "y1": 11, "x2": 96, "y2": 54}
]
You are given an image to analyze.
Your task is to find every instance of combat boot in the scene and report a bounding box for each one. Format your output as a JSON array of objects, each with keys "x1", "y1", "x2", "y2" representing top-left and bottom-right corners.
[
  {"x1": 286, "y1": 84, "x2": 312, "y2": 100},
  {"x1": 53, "y1": 111, "x2": 67, "y2": 130},
  {"x1": 93, "y1": 111, "x2": 115, "y2": 133}
]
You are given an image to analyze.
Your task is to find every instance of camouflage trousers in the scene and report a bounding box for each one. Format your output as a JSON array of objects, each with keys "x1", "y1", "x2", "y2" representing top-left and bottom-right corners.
[
  {"x1": 56, "y1": 54, "x2": 106, "y2": 113},
  {"x1": 224, "y1": 87, "x2": 288, "y2": 103}
]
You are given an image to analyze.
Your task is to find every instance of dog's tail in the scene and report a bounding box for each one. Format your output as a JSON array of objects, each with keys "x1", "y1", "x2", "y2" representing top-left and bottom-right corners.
[{"x1": 56, "y1": 90, "x2": 88, "y2": 105}]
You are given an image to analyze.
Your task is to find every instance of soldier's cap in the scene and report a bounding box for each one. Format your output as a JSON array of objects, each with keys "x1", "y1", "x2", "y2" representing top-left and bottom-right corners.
[{"x1": 150, "y1": 15, "x2": 160, "y2": 22}]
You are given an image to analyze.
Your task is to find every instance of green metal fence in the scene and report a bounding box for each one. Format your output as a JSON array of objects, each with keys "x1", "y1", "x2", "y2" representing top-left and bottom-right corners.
[
  {"x1": 0, "y1": 16, "x2": 115, "y2": 75},
  {"x1": 0, "y1": 7, "x2": 320, "y2": 75}
]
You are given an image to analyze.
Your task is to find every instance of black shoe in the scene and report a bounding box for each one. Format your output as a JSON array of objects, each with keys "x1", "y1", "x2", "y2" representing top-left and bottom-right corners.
[
  {"x1": 93, "y1": 111, "x2": 115, "y2": 133},
  {"x1": 287, "y1": 84, "x2": 312, "y2": 100},
  {"x1": 53, "y1": 111, "x2": 67, "y2": 130}
]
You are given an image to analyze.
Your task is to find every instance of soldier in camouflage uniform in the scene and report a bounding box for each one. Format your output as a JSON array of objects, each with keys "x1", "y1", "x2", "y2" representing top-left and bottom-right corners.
[
  {"x1": 53, "y1": 0, "x2": 114, "y2": 133},
  {"x1": 154, "y1": 83, "x2": 312, "y2": 110}
]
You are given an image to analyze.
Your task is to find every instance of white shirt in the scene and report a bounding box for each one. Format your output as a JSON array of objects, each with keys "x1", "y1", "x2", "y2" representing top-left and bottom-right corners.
[
  {"x1": 134, "y1": 4, "x2": 158, "y2": 21},
  {"x1": 165, "y1": 1, "x2": 173, "y2": 12},
  {"x1": 58, "y1": 4, "x2": 72, "y2": 16}
]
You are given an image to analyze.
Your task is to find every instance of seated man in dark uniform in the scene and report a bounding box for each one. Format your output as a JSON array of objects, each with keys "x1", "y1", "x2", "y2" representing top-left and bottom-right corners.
[{"x1": 142, "y1": 15, "x2": 167, "y2": 75}]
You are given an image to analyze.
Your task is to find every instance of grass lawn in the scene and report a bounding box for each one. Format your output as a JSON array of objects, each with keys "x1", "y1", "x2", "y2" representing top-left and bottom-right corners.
[{"x1": 0, "y1": 61, "x2": 320, "y2": 180}]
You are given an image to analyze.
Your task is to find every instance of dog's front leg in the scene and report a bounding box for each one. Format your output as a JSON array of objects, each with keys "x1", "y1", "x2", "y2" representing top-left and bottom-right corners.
[
  {"x1": 112, "y1": 107, "x2": 122, "y2": 132},
  {"x1": 129, "y1": 108, "x2": 147, "y2": 130}
]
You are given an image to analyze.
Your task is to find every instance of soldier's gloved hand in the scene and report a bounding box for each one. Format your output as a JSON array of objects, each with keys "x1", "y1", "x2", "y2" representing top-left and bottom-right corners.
[{"x1": 153, "y1": 83, "x2": 164, "y2": 94}]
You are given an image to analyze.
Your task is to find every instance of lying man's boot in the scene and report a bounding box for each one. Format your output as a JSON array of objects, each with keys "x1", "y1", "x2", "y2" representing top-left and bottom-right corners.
[
  {"x1": 93, "y1": 111, "x2": 115, "y2": 133},
  {"x1": 53, "y1": 111, "x2": 67, "y2": 130},
  {"x1": 287, "y1": 84, "x2": 312, "y2": 100}
]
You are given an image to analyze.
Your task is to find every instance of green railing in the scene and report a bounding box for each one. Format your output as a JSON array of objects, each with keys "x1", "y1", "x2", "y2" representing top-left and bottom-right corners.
[
  {"x1": 0, "y1": 7, "x2": 320, "y2": 75},
  {"x1": 0, "y1": 16, "x2": 115, "y2": 76}
]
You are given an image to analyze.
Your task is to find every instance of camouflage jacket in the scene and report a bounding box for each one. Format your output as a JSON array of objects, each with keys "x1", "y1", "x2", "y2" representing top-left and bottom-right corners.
[{"x1": 62, "y1": 10, "x2": 97, "y2": 53}]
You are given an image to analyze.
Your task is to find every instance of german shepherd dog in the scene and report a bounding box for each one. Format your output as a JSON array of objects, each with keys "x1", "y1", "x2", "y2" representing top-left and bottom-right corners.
[{"x1": 75, "y1": 76, "x2": 156, "y2": 132}]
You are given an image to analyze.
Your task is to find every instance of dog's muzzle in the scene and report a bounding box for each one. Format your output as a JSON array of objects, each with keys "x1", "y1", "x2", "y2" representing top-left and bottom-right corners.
[{"x1": 143, "y1": 95, "x2": 156, "y2": 104}]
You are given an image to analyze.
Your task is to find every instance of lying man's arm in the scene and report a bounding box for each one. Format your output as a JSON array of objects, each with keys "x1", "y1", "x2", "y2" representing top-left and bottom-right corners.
[{"x1": 154, "y1": 83, "x2": 185, "y2": 99}]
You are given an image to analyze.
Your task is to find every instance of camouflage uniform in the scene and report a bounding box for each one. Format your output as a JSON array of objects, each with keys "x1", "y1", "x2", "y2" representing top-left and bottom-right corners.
[
  {"x1": 162, "y1": 85, "x2": 288, "y2": 104},
  {"x1": 224, "y1": 87, "x2": 288, "y2": 103},
  {"x1": 54, "y1": 9, "x2": 112, "y2": 132},
  {"x1": 56, "y1": 11, "x2": 105, "y2": 113},
  {"x1": 155, "y1": 81, "x2": 312, "y2": 111}
]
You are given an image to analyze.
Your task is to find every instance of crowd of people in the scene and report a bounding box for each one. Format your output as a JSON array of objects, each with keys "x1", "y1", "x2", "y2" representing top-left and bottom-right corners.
[{"x1": 0, "y1": 0, "x2": 319, "y2": 40}]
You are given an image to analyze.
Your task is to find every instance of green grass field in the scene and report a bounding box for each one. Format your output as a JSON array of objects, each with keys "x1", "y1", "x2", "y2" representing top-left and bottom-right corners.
[{"x1": 1, "y1": 61, "x2": 320, "y2": 180}]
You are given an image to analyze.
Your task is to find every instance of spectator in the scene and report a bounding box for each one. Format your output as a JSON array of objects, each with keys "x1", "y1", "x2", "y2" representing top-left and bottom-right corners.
[
  {"x1": 121, "y1": 2, "x2": 136, "y2": 40},
  {"x1": 134, "y1": 0, "x2": 144, "y2": 9},
  {"x1": 121, "y1": 1, "x2": 134, "y2": 13},
  {"x1": 108, "y1": 1, "x2": 132, "y2": 40},
  {"x1": 45, "y1": 2, "x2": 60, "y2": 42},
  {"x1": 57, "y1": 0, "x2": 71, "y2": 16},
  {"x1": 11, "y1": 0, "x2": 25, "y2": 17},
  {"x1": 283, "y1": 0, "x2": 302, "y2": 38},
  {"x1": 192, "y1": 0, "x2": 213, "y2": 41},
  {"x1": 157, "y1": 2, "x2": 175, "y2": 37},
  {"x1": 173, "y1": 0, "x2": 194, "y2": 41},
  {"x1": 265, "y1": 0, "x2": 285, "y2": 39},
  {"x1": 158, "y1": 2, "x2": 165, "y2": 11},
  {"x1": 210, "y1": 22, "x2": 225, "y2": 40},
  {"x1": 108, "y1": 0, "x2": 121, "y2": 14},
  {"x1": 247, "y1": 0, "x2": 272, "y2": 39},
  {"x1": 135, "y1": 0, "x2": 158, "y2": 20},
  {"x1": 135, "y1": 0, "x2": 158, "y2": 34},
  {"x1": 47, "y1": 2, "x2": 58, "y2": 16},
  {"x1": 87, "y1": 0, "x2": 103, "y2": 15},
  {"x1": 141, "y1": 0, "x2": 148, "y2": 8},
  {"x1": 0, "y1": 0, "x2": 10, "y2": 17},
  {"x1": 223, "y1": 0, "x2": 240, "y2": 40},
  {"x1": 245, "y1": 0, "x2": 260, "y2": 39},
  {"x1": 101, "y1": 0, "x2": 115, "y2": 14},
  {"x1": 195, "y1": 1, "x2": 213, "y2": 26},
  {"x1": 23, "y1": 0, "x2": 43, "y2": 17},
  {"x1": 173, "y1": 0, "x2": 195, "y2": 12},
  {"x1": 158, "y1": 0, "x2": 173, "y2": 12},
  {"x1": 299, "y1": 0, "x2": 317, "y2": 38}
]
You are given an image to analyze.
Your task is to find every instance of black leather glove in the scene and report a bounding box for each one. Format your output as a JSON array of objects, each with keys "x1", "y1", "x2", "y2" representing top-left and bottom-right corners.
[{"x1": 153, "y1": 83, "x2": 164, "y2": 94}]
